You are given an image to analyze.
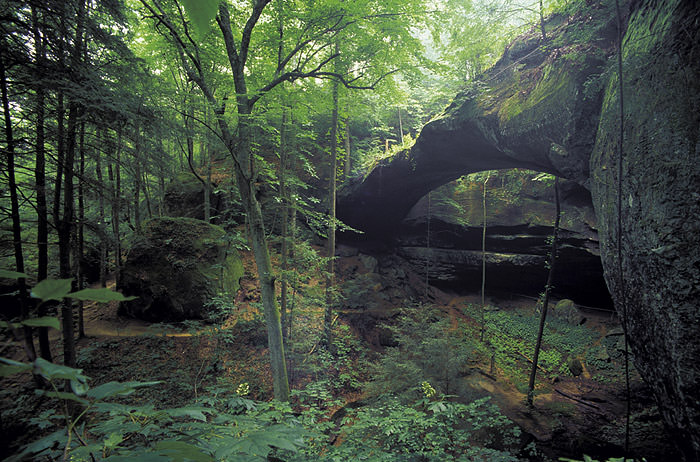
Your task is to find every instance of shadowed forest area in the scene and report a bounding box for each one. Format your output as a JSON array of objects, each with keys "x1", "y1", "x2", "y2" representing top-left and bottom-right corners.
[{"x1": 2, "y1": 0, "x2": 699, "y2": 461}]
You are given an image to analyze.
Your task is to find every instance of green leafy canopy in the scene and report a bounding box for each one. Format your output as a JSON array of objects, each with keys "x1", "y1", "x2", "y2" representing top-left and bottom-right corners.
[{"x1": 180, "y1": 0, "x2": 219, "y2": 40}]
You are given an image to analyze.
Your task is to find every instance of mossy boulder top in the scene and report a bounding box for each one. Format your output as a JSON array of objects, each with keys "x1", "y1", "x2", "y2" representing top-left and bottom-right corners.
[
  {"x1": 163, "y1": 172, "x2": 225, "y2": 221},
  {"x1": 118, "y1": 217, "x2": 244, "y2": 322}
]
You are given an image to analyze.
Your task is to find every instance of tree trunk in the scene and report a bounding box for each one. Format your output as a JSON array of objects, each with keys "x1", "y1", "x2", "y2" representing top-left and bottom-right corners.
[
  {"x1": 112, "y1": 128, "x2": 122, "y2": 288},
  {"x1": 343, "y1": 114, "x2": 351, "y2": 180},
  {"x1": 204, "y1": 152, "x2": 211, "y2": 223},
  {"x1": 1, "y1": 44, "x2": 37, "y2": 362},
  {"x1": 32, "y1": 4, "x2": 52, "y2": 360},
  {"x1": 158, "y1": 143, "x2": 166, "y2": 216},
  {"x1": 527, "y1": 177, "x2": 560, "y2": 407},
  {"x1": 480, "y1": 174, "x2": 490, "y2": 342},
  {"x1": 324, "y1": 74, "x2": 339, "y2": 350},
  {"x1": 187, "y1": 2, "x2": 290, "y2": 400},
  {"x1": 58, "y1": 105, "x2": 79, "y2": 368},
  {"x1": 220, "y1": 100, "x2": 290, "y2": 399},
  {"x1": 539, "y1": 0, "x2": 546, "y2": 40},
  {"x1": 279, "y1": 107, "x2": 289, "y2": 339},
  {"x1": 58, "y1": 0, "x2": 86, "y2": 369},
  {"x1": 133, "y1": 126, "x2": 142, "y2": 233},
  {"x1": 143, "y1": 170, "x2": 153, "y2": 220},
  {"x1": 95, "y1": 128, "x2": 107, "y2": 287},
  {"x1": 236, "y1": 156, "x2": 290, "y2": 400},
  {"x1": 54, "y1": 96, "x2": 65, "y2": 228},
  {"x1": 425, "y1": 191, "x2": 431, "y2": 295},
  {"x1": 287, "y1": 193, "x2": 298, "y2": 379},
  {"x1": 76, "y1": 123, "x2": 86, "y2": 339}
]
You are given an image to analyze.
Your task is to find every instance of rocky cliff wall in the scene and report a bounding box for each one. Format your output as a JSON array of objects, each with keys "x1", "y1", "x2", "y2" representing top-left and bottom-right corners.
[
  {"x1": 338, "y1": 0, "x2": 700, "y2": 458},
  {"x1": 590, "y1": 0, "x2": 700, "y2": 458},
  {"x1": 397, "y1": 171, "x2": 611, "y2": 306}
]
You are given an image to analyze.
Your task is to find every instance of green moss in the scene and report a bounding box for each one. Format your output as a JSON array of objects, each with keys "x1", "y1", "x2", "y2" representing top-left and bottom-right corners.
[
  {"x1": 498, "y1": 63, "x2": 576, "y2": 128},
  {"x1": 121, "y1": 217, "x2": 244, "y2": 320},
  {"x1": 221, "y1": 251, "x2": 244, "y2": 295}
]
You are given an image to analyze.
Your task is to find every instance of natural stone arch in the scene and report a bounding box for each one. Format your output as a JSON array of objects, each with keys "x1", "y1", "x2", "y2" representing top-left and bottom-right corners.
[
  {"x1": 338, "y1": 13, "x2": 602, "y2": 238},
  {"x1": 339, "y1": 1, "x2": 700, "y2": 459}
]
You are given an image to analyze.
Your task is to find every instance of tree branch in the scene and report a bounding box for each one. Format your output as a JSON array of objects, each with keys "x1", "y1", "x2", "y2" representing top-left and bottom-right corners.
[
  {"x1": 216, "y1": 4, "x2": 242, "y2": 75},
  {"x1": 240, "y1": 0, "x2": 272, "y2": 66}
]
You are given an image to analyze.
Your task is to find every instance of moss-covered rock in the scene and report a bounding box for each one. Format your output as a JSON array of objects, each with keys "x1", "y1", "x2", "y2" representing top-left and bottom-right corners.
[
  {"x1": 552, "y1": 299, "x2": 585, "y2": 326},
  {"x1": 118, "y1": 217, "x2": 244, "y2": 322},
  {"x1": 339, "y1": 1, "x2": 700, "y2": 456},
  {"x1": 590, "y1": 0, "x2": 700, "y2": 458},
  {"x1": 338, "y1": 3, "x2": 617, "y2": 239},
  {"x1": 163, "y1": 172, "x2": 222, "y2": 220}
]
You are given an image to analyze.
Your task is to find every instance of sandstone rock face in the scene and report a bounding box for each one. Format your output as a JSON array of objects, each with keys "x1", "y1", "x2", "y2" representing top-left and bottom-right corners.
[
  {"x1": 338, "y1": 10, "x2": 616, "y2": 239},
  {"x1": 118, "y1": 217, "x2": 244, "y2": 322},
  {"x1": 163, "y1": 172, "x2": 224, "y2": 221},
  {"x1": 338, "y1": 1, "x2": 700, "y2": 458},
  {"x1": 396, "y1": 172, "x2": 611, "y2": 306},
  {"x1": 590, "y1": 0, "x2": 700, "y2": 458}
]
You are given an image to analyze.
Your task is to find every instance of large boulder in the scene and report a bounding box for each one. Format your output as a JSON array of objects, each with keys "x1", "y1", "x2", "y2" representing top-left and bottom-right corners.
[
  {"x1": 551, "y1": 299, "x2": 585, "y2": 326},
  {"x1": 118, "y1": 217, "x2": 244, "y2": 322}
]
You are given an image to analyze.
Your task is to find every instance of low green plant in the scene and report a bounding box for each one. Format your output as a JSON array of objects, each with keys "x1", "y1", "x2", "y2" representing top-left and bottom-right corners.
[
  {"x1": 369, "y1": 303, "x2": 475, "y2": 400},
  {"x1": 2, "y1": 355, "x2": 309, "y2": 461},
  {"x1": 283, "y1": 385, "x2": 520, "y2": 462},
  {"x1": 476, "y1": 303, "x2": 600, "y2": 382},
  {"x1": 560, "y1": 457, "x2": 641, "y2": 462},
  {"x1": 203, "y1": 290, "x2": 238, "y2": 323}
]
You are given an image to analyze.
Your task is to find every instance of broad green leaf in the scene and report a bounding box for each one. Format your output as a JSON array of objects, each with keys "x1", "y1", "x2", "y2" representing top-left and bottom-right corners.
[
  {"x1": 180, "y1": 0, "x2": 219, "y2": 40},
  {"x1": 87, "y1": 381, "x2": 136, "y2": 400},
  {"x1": 21, "y1": 316, "x2": 60, "y2": 330},
  {"x1": 0, "y1": 357, "x2": 32, "y2": 377},
  {"x1": 32, "y1": 357, "x2": 89, "y2": 395},
  {"x1": 31, "y1": 278, "x2": 73, "y2": 301},
  {"x1": 105, "y1": 453, "x2": 171, "y2": 462},
  {"x1": 35, "y1": 389, "x2": 89, "y2": 405},
  {"x1": 165, "y1": 405, "x2": 212, "y2": 422},
  {"x1": 87, "y1": 380, "x2": 160, "y2": 400},
  {"x1": 219, "y1": 426, "x2": 301, "y2": 459},
  {"x1": 3, "y1": 429, "x2": 66, "y2": 462},
  {"x1": 154, "y1": 441, "x2": 213, "y2": 462},
  {"x1": 70, "y1": 444, "x2": 105, "y2": 461},
  {"x1": 0, "y1": 364, "x2": 32, "y2": 377},
  {"x1": 103, "y1": 432, "x2": 125, "y2": 450},
  {"x1": 428, "y1": 401, "x2": 448, "y2": 413},
  {"x1": 68, "y1": 288, "x2": 137, "y2": 302},
  {"x1": 0, "y1": 269, "x2": 27, "y2": 279},
  {"x1": 71, "y1": 378, "x2": 90, "y2": 395}
]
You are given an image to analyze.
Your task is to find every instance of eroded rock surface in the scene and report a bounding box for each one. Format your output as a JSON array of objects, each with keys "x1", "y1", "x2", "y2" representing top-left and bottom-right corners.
[
  {"x1": 590, "y1": 0, "x2": 700, "y2": 458},
  {"x1": 163, "y1": 172, "x2": 224, "y2": 221},
  {"x1": 338, "y1": 0, "x2": 700, "y2": 458},
  {"x1": 338, "y1": 8, "x2": 617, "y2": 239},
  {"x1": 118, "y1": 217, "x2": 244, "y2": 322},
  {"x1": 396, "y1": 172, "x2": 610, "y2": 306}
]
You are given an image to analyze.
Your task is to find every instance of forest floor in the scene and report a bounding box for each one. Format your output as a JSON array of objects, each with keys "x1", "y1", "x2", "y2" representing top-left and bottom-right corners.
[{"x1": 0, "y1": 250, "x2": 680, "y2": 461}]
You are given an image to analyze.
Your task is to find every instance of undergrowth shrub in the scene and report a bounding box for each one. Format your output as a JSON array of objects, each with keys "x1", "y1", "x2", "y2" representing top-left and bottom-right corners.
[{"x1": 368, "y1": 303, "x2": 476, "y2": 400}]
